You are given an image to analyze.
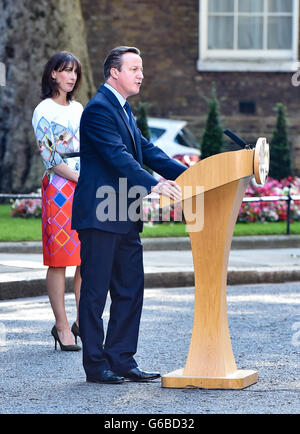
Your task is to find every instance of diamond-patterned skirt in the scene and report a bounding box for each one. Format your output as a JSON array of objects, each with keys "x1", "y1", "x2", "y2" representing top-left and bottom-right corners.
[{"x1": 41, "y1": 173, "x2": 80, "y2": 267}]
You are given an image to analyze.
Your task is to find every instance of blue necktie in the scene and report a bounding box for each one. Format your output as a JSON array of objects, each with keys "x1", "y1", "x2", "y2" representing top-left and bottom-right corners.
[
  {"x1": 124, "y1": 101, "x2": 134, "y2": 129},
  {"x1": 124, "y1": 101, "x2": 138, "y2": 157}
]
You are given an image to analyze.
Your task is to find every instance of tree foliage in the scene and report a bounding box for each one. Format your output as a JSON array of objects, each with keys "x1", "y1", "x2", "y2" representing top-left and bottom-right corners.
[
  {"x1": 200, "y1": 86, "x2": 223, "y2": 160},
  {"x1": 136, "y1": 102, "x2": 152, "y2": 174},
  {"x1": 136, "y1": 102, "x2": 151, "y2": 141},
  {"x1": 0, "y1": 0, "x2": 95, "y2": 193},
  {"x1": 269, "y1": 103, "x2": 292, "y2": 180}
]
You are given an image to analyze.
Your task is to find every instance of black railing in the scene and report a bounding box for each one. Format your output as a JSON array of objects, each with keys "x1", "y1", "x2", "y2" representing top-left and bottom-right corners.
[
  {"x1": 242, "y1": 194, "x2": 300, "y2": 234},
  {"x1": 0, "y1": 193, "x2": 41, "y2": 200}
]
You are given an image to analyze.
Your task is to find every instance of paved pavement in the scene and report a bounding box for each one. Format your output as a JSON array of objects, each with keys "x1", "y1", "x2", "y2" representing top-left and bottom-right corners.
[
  {"x1": 0, "y1": 235, "x2": 299, "y2": 300},
  {"x1": 0, "y1": 235, "x2": 299, "y2": 415},
  {"x1": 0, "y1": 282, "x2": 300, "y2": 414}
]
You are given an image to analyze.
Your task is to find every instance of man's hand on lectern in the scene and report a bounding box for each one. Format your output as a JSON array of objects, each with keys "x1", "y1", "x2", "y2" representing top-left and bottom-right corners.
[{"x1": 152, "y1": 180, "x2": 182, "y2": 200}]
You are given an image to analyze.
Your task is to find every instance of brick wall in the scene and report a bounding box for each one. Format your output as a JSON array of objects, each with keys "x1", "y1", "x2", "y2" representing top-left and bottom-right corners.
[{"x1": 80, "y1": 0, "x2": 300, "y2": 175}]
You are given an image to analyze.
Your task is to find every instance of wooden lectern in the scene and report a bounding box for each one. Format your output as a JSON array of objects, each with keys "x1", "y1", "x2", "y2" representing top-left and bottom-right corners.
[{"x1": 160, "y1": 138, "x2": 269, "y2": 389}]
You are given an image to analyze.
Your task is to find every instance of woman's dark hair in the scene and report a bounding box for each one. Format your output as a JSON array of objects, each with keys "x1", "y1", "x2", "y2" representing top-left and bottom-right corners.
[
  {"x1": 103, "y1": 46, "x2": 140, "y2": 81},
  {"x1": 41, "y1": 51, "x2": 82, "y2": 101}
]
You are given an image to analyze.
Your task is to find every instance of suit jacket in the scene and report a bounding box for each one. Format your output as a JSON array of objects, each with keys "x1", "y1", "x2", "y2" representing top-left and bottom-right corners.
[{"x1": 72, "y1": 84, "x2": 186, "y2": 234}]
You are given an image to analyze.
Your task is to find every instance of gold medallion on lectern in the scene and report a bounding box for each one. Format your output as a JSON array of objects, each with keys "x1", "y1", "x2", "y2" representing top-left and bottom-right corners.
[{"x1": 254, "y1": 137, "x2": 270, "y2": 185}]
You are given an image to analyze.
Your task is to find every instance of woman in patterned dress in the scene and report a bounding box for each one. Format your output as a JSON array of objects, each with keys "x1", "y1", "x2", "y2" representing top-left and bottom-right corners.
[{"x1": 32, "y1": 52, "x2": 83, "y2": 351}]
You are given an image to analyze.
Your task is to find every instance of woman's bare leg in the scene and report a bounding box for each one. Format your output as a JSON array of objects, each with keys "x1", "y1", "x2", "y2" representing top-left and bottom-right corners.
[
  {"x1": 73, "y1": 265, "x2": 81, "y2": 326},
  {"x1": 46, "y1": 266, "x2": 75, "y2": 345}
]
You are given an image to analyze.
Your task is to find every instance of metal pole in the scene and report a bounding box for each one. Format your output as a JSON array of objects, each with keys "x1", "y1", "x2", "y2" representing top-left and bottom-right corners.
[{"x1": 286, "y1": 184, "x2": 292, "y2": 235}]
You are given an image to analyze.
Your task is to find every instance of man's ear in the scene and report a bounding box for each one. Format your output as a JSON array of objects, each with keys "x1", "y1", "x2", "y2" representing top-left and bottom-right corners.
[{"x1": 110, "y1": 68, "x2": 119, "y2": 79}]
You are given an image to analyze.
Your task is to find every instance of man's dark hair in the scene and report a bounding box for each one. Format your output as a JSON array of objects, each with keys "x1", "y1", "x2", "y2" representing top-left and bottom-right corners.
[
  {"x1": 41, "y1": 51, "x2": 82, "y2": 101},
  {"x1": 103, "y1": 46, "x2": 140, "y2": 81}
]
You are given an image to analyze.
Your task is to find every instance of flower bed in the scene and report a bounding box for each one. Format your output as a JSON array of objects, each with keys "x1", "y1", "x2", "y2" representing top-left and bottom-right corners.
[
  {"x1": 9, "y1": 177, "x2": 300, "y2": 223},
  {"x1": 11, "y1": 197, "x2": 42, "y2": 218},
  {"x1": 142, "y1": 193, "x2": 183, "y2": 223},
  {"x1": 143, "y1": 176, "x2": 300, "y2": 224},
  {"x1": 238, "y1": 176, "x2": 300, "y2": 223}
]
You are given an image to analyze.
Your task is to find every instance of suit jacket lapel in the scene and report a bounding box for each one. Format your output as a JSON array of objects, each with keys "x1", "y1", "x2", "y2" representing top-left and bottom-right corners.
[
  {"x1": 129, "y1": 114, "x2": 143, "y2": 164},
  {"x1": 98, "y1": 85, "x2": 139, "y2": 160},
  {"x1": 117, "y1": 106, "x2": 138, "y2": 156}
]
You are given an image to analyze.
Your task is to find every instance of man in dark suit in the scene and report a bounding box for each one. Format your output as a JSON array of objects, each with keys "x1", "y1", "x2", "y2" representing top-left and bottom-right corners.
[{"x1": 72, "y1": 46, "x2": 186, "y2": 384}]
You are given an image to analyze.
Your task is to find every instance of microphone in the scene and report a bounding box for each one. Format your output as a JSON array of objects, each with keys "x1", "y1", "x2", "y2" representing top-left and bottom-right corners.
[{"x1": 223, "y1": 129, "x2": 251, "y2": 149}]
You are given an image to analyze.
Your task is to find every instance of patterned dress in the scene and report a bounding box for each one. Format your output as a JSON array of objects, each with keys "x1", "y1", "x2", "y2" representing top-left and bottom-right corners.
[{"x1": 32, "y1": 98, "x2": 83, "y2": 267}]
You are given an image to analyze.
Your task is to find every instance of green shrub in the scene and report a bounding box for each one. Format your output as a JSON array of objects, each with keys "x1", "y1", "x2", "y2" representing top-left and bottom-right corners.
[
  {"x1": 200, "y1": 86, "x2": 223, "y2": 160},
  {"x1": 269, "y1": 103, "x2": 292, "y2": 180}
]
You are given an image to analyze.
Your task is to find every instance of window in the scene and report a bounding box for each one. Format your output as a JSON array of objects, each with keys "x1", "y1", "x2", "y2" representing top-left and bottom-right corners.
[
  {"x1": 149, "y1": 127, "x2": 166, "y2": 142},
  {"x1": 198, "y1": 0, "x2": 299, "y2": 71},
  {"x1": 239, "y1": 101, "x2": 256, "y2": 114},
  {"x1": 174, "y1": 128, "x2": 200, "y2": 149}
]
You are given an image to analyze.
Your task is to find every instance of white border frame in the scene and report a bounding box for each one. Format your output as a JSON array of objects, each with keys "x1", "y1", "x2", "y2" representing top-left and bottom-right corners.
[{"x1": 197, "y1": 0, "x2": 299, "y2": 71}]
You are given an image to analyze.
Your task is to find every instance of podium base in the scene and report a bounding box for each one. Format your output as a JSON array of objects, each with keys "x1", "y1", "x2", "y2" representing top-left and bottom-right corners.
[{"x1": 161, "y1": 369, "x2": 258, "y2": 390}]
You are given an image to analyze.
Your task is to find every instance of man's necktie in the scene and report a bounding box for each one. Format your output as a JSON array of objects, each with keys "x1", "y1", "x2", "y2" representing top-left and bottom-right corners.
[
  {"x1": 124, "y1": 101, "x2": 134, "y2": 130},
  {"x1": 124, "y1": 100, "x2": 138, "y2": 157}
]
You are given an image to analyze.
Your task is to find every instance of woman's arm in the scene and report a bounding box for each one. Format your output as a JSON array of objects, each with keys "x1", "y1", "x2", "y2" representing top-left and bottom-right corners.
[{"x1": 52, "y1": 161, "x2": 79, "y2": 182}]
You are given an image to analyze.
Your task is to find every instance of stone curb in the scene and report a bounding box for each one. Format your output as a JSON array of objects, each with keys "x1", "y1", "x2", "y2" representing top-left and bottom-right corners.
[
  {"x1": 1, "y1": 268, "x2": 300, "y2": 301},
  {"x1": 143, "y1": 235, "x2": 300, "y2": 250},
  {"x1": 0, "y1": 234, "x2": 299, "y2": 253},
  {"x1": 0, "y1": 235, "x2": 299, "y2": 300}
]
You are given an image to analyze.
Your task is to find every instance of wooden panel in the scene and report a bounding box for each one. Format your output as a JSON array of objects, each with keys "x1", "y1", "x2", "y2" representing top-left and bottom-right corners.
[
  {"x1": 162, "y1": 369, "x2": 258, "y2": 390},
  {"x1": 160, "y1": 149, "x2": 254, "y2": 208},
  {"x1": 161, "y1": 149, "x2": 258, "y2": 389},
  {"x1": 183, "y1": 178, "x2": 249, "y2": 377}
]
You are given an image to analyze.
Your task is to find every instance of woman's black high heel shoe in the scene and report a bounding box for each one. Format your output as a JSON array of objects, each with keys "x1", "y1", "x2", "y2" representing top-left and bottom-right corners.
[
  {"x1": 71, "y1": 322, "x2": 80, "y2": 345},
  {"x1": 51, "y1": 325, "x2": 81, "y2": 351}
]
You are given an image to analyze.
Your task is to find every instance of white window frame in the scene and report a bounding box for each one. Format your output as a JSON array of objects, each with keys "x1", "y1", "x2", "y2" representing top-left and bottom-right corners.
[{"x1": 197, "y1": 0, "x2": 299, "y2": 71}]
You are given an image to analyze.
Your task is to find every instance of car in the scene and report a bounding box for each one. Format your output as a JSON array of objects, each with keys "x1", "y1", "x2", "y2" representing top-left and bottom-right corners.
[{"x1": 147, "y1": 117, "x2": 201, "y2": 177}]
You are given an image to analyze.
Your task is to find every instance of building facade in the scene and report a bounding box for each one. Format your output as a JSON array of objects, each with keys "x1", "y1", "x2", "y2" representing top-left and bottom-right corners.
[{"x1": 80, "y1": 0, "x2": 300, "y2": 174}]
